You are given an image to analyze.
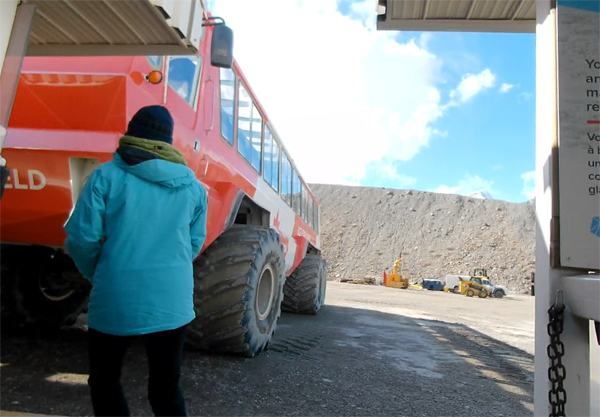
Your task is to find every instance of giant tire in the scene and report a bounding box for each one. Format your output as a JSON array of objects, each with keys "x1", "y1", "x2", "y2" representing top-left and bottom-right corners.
[
  {"x1": 187, "y1": 225, "x2": 285, "y2": 357},
  {"x1": 1, "y1": 245, "x2": 91, "y2": 329},
  {"x1": 281, "y1": 254, "x2": 327, "y2": 315}
]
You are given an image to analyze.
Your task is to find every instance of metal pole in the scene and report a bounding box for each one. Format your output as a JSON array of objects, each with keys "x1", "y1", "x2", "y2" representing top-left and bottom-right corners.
[
  {"x1": 0, "y1": 3, "x2": 36, "y2": 129},
  {"x1": 535, "y1": 1, "x2": 592, "y2": 415},
  {"x1": 534, "y1": 1, "x2": 561, "y2": 415},
  {"x1": 0, "y1": 2, "x2": 36, "y2": 199}
]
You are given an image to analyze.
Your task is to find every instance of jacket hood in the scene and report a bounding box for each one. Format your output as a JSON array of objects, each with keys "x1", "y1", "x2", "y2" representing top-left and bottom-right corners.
[{"x1": 113, "y1": 153, "x2": 196, "y2": 188}]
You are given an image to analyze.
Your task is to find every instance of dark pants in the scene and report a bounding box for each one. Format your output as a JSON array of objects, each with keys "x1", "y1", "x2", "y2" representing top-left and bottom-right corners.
[{"x1": 88, "y1": 325, "x2": 188, "y2": 417}]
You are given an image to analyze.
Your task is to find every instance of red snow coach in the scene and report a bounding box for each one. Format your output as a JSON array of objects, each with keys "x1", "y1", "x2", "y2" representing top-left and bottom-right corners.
[{"x1": 0, "y1": 17, "x2": 325, "y2": 358}]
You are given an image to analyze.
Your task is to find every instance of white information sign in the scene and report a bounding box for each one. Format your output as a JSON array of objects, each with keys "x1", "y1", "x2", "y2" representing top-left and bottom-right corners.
[{"x1": 557, "y1": 1, "x2": 600, "y2": 270}]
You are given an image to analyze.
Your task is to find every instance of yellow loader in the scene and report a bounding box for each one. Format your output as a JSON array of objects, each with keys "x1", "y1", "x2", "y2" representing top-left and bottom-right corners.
[
  {"x1": 383, "y1": 259, "x2": 409, "y2": 289},
  {"x1": 460, "y1": 279, "x2": 490, "y2": 298}
]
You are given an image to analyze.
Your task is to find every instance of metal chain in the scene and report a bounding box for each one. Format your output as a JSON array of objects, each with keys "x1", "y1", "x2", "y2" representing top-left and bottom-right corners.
[{"x1": 547, "y1": 297, "x2": 566, "y2": 417}]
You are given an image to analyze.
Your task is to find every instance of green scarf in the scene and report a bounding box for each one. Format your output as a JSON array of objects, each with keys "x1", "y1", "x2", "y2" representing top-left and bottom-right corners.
[{"x1": 119, "y1": 136, "x2": 187, "y2": 166}]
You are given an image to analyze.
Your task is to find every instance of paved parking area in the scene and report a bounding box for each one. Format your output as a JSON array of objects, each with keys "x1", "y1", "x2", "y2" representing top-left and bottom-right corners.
[{"x1": 1, "y1": 283, "x2": 535, "y2": 416}]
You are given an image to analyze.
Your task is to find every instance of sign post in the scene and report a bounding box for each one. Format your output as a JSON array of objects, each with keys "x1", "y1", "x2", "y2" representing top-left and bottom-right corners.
[{"x1": 557, "y1": 0, "x2": 600, "y2": 270}]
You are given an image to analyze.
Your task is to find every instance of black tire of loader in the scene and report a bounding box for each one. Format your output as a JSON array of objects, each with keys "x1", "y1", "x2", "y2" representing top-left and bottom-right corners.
[
  {"x1": 187, "y1": 225, "x2": 285, "y2": 358},
  {"x1": 281, "y1": 254, "x2": 327, "y2": 315},
  {"x1": 0, "y1": 245, "x2": 91, "y2": 329}
]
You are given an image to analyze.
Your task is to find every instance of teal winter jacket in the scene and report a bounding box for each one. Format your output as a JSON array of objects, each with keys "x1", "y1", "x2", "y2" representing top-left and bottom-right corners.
[{"x1": 64, "y1": 141, "x2": 207, "y2": 336}]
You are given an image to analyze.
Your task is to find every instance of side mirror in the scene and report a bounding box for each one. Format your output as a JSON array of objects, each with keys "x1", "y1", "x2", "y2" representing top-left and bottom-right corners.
[{"x1": 211, "y1": 24, "x2": 234, "y2": 69}]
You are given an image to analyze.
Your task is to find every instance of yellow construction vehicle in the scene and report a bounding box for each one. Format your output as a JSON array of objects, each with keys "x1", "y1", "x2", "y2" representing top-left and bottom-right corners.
[
  {"x1": 445, "y1": 274, "x2": 490, "y2": 298},
  {"x1": 473, "y1": 268, "x2": 488, "y2": 278},
  {"x1": 459, "y1": 278, "x2": 490, "y2": 298},
  {"x1": 383, "y1": 259, "x2": 409, "y2": 289},
  {"x1": 472, "y1": 268, "x2": 507, "y2": 298}
]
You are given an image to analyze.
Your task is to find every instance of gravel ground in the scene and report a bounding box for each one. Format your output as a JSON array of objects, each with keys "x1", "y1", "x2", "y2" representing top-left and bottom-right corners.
[{"x1": 1, "y1": 283, "x2": 534, "y2": 417}]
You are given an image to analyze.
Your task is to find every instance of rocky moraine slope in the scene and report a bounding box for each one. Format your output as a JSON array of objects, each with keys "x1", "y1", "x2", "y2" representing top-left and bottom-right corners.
[{"x1": 309, "y1": 184, "x2": 536, "y2": 294}]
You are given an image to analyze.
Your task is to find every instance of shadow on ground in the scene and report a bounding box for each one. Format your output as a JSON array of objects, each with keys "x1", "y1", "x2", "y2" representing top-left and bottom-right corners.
[{"x1": 1, "y1": 304, "x2": 533, "y2": 417}]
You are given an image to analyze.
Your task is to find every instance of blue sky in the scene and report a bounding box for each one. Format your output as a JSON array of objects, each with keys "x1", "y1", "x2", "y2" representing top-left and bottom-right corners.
[{"x1": 209, "y1": 0, "x2": 536, "y2": 203}]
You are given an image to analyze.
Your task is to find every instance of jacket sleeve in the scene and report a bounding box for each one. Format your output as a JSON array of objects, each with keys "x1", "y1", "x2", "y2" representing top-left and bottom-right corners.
[
  {"x1": 190, "y1": 185, "x2": 208, "y2": 259},
  {"x1": 63, "y1": 170, "x2": 107, "y2": 281}
]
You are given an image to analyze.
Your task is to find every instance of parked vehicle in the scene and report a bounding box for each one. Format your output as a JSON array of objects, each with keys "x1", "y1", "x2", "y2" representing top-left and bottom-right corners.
[
  {"x1": 422, "y1": 278, "x2": 444, "y2": 291},
  {"x1": 473, "y1": 268, "x2": 507, "y2": 298},
  {"x1": 0, "y1": 14, "x2": 325, "y2": 358},
  {"x1": 444, "y1": 275, "x2": 472, "y2": 293},
  {"x1": 383, "y1": 258, "x2": 409, "y2": 289},
  {"x1": 444, "y1": 274, "x2": 490, "y2": 298}
]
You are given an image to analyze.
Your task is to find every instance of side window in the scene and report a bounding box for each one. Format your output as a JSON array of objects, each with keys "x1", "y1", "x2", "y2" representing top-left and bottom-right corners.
[
  {"x1": 281, "y1": 153, "x2": 292, "y2": 205},
  {"x1": 302, "y1": 185, "x2": 308, "y2": 221},
  {"x1": 250, "y1": 110, "x2": 262, "y2": 172},
  {"x1": 263, "y1": 126, "x2": 280, "y2": 192},
  {"x1": 147, "y1": 56, "x2": 163, "y2": 70},
  {"x1": 313, "y1": 203, "x2": 319, "y2": 233},
  {"x1": 219, "y1": 68, "x2": 235, "y2": 145},
  {"x1": 237, "y1": 83, "x2": 262, "y2": 173},
  {"x1": 292, "y1": 170, "x2": 301, "y2": 215},
  {"x1": 168, "y1": 55, "x2": 202, "y2": 107},
  {"x1": 308, "y1": 197, "x2": 314, "y2": 229}
]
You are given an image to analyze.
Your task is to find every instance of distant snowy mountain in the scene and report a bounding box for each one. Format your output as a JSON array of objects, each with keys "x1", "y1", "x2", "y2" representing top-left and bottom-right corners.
[{"x1": 467, "y1": 190, "x2": 494, "y2": 200}]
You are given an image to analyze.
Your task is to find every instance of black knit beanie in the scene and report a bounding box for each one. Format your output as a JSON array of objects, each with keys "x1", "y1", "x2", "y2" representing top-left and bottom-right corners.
[{"x1": 125, "y1": 105, "x2": 174, "y2": 144}]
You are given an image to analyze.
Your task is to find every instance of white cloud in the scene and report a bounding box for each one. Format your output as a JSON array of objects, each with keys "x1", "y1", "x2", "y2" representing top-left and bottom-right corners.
[
  {"x1": 418, "y1": 32, "x2": 434, "y2": 49},
  {"x1": 521, "y1": 171, "x2": 536, "y2": 199},
  {"x1": 210, "y1": 0, "x2": 495, "y2": 185},
  {"x1": 499, "y1": 83, "x2": 515, "y2": 93},
  {"x1": 435, "y1": 175, "x2": 495, "y2": 197},
  {"x1": 449, "y1": 69, "x2": 496, "y2": 104},
  {"x1": 348, "y1": 0, "x2": 378, "y2": 30},
  {"x1": 519, "y1": 92, "x2": 534, "y2": 101},
  {"x1": 380, "y1": 163, "x2": 417, "y2": 187}
]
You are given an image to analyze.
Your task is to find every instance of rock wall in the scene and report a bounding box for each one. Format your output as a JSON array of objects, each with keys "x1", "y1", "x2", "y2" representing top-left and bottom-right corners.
[{"x1": 310, "y1": 184, "x2": 536, "y2": 294}]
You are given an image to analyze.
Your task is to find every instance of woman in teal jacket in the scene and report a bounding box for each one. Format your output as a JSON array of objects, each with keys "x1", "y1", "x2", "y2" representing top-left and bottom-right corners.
[{"x1": 64, "y1": 105, "x2": 207, "y2": 417}]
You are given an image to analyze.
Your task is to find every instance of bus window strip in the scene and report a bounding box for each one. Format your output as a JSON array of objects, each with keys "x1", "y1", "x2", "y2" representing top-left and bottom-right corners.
[
  {"x1": 236, "y1": 120, "x2": 262, "y2": 173},
  {"x1": 281, "y1": 152, "x2": 293, "y2": 207},
  {"x1": 191, "y1": 56, "x2": 203, "y2": 111},
  {"x1": 249, "y1": 105, "x2": 263, "y2": 172},
  {"x1": 308, "y1": 197, "x2": 314, "y2": 229},
  {"x1": 253, "y1": 112, "x2": 320, "y2": 218},
  {"x1": 162, "y1": 56, "x2": 170, "y2": 104},
  {"x1": 302, "y1": 185, "x2": 308, "y2": 224},
  {"x1": 263, "y1": 129, "x2": 277, "y2": 192},
  {"x1": 263, "y1": 123, "x2": 281, "y2": 194},
  {"x1": 218, "y1": 68, "x2": 236, "y2": 147},
  {"x1": 216, "y1": 66, "x2": 321, "y2": 234},
  {"x1": 236, "y1": 80, "x2": 263, "y2": 175},
  {"x1": 292, "y1": 170, "x2": 302, "y2": 217},
  {"x1": 144, "y1": 56, "x2": 321, "y2": 235}
]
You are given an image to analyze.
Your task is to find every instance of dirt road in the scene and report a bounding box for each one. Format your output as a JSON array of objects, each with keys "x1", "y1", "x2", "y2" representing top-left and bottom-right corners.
[{"x1": 1, "y1": 283, "x2": 535, "y2": 416}]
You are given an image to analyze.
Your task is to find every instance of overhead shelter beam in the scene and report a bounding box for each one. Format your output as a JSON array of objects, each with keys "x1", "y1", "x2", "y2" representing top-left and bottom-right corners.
[
  {"x1": 21, "y1": 0, "x2": 209, "y2": 57},
  {"x1": 511, "y1": 0, "x2": 528, "y2": 19},
  {"x1": 377, "y1": 0, "x2": 537, "y2": 33}
]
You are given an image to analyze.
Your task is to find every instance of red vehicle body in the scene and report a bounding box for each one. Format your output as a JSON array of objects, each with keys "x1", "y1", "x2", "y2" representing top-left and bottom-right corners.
[{"x1": 0, "y1": 23, "x2": 326, "y2": 357}]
